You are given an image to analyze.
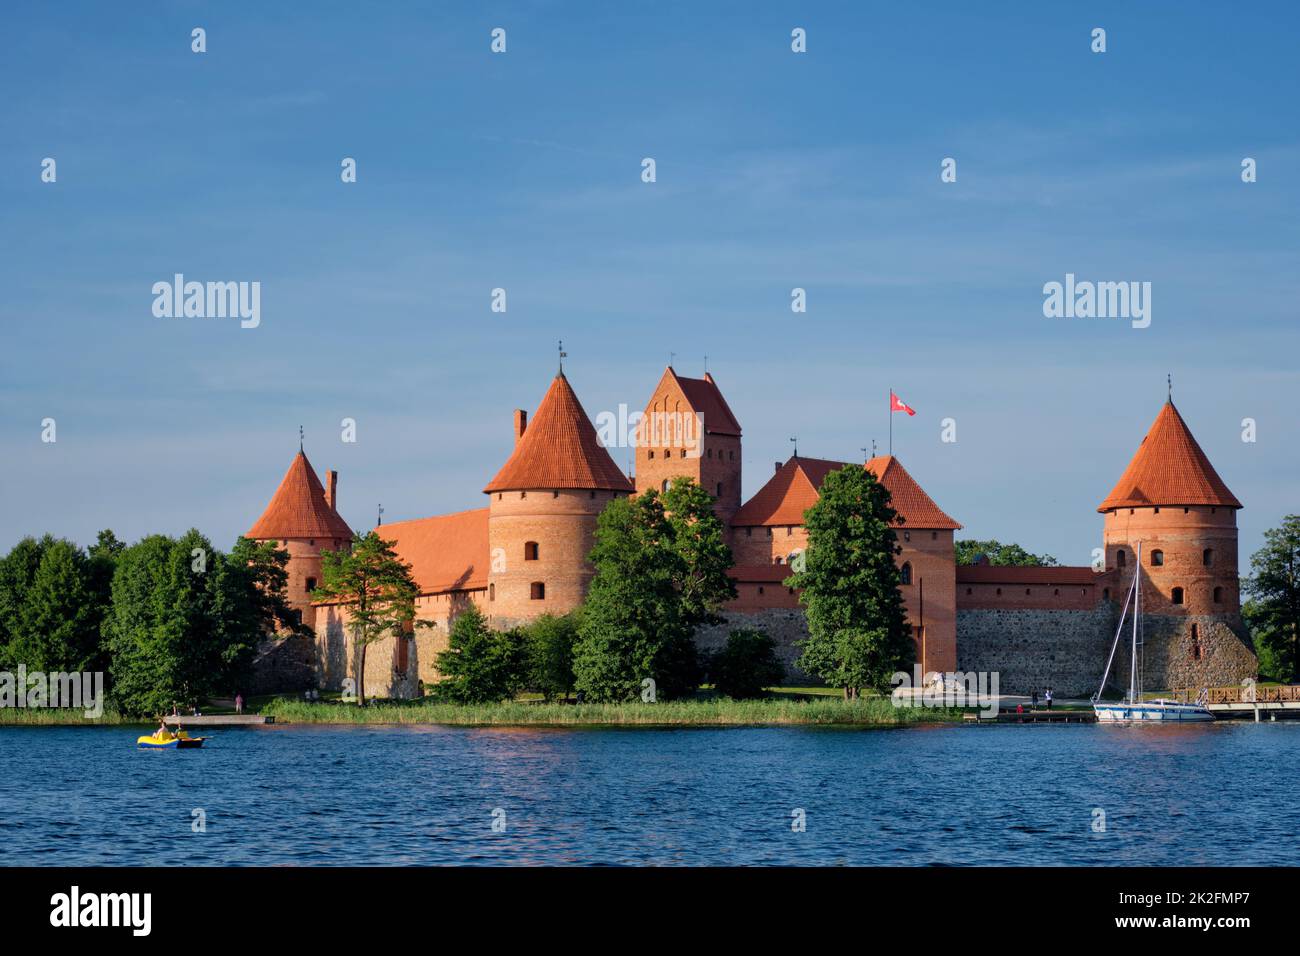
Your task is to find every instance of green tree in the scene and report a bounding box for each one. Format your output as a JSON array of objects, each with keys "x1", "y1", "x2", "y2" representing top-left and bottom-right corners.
[
  {"x1": 313, "y1": 531, "x2": 423, "y2": 706},
  {"x1": 660, "y1": 478, "x2": 738, "y2": 627},
  {"x1": 708, "y1": 628, "x2": 785, "y2": 699},
  {"x1": 106, "y1": 531, "x2": 296, "y2": 716},
  {"x1": 786, "y1": 464, "x2": 913, "y2": 698},
  {"x1": 574, "y1": 492, "x2": 697, "y2": 702},
  {"x1": 435, "y1": 605, "x2": 526, "y2": 703},
  {"x1": 954, "y1": 539, "x2": 1058, "y2": 567},
  {"x1": 1244, "y1": 516, "x2": 1300, "y2": 682},
  {"x1": 0, "y1": 535, "x2": 111, "y2": 674},
  {"x1": 523, "y1": 611, "x2": 579, "y2": 702}
]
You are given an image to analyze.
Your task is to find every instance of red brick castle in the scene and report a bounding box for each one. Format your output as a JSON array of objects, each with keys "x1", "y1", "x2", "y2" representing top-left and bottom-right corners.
[{"x1": 246, "y1": 366, "x2": 1256, "y2": 697}]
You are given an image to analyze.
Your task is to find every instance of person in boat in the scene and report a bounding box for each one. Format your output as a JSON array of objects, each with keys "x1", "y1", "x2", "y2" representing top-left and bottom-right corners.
[{"x1": 156, "y1": 718, "x2": 172, "y2": 740}]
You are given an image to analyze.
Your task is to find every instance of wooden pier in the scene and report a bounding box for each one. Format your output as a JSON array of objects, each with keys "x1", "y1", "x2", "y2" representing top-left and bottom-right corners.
[
  {"x1": 164, "y1": 714, "x2": 275, "y2": 727},
  {"x1": 968, "y1": 709, "x2": 1096, "y2": 724},
  {"x1": 1203, "y1": 684, "x2": 1300, "y2": 721}
]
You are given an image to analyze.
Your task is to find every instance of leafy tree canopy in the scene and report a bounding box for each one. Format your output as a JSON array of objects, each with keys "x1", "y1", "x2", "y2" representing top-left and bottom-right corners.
[
  {"x1": 954, "y1": 539, "x2": 1059, "y2": 567},
  {"x1": 1244, "y1": 515, "x2": 1300, "y2": 682}
]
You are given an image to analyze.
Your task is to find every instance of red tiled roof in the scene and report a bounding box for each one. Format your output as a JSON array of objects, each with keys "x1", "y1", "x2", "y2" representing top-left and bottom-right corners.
[
  {"x1": 1098, "y1": 401, "x2": 1241, "y2": 512},
  {"x1": 484, "y1": 374, "x2": 635, "y2": 493},
  {"x1": 731, "y1": 455, "x2": 961, "y2": 530},
  {"x1": 864, "y1": 455, "x2": 963, "y2": 530},
  {"x1": 956, "y1": 565, "x2": 1101, "y2": 586},
  {"x1": 673, "y1": 368, "x2": 742, "y2": 436},
  {"x1": 370, "y1": 508, "x2": 490, "y2": 595},
  {"x1": 247, "y1": 451, "x2": 353, "y2": 540}
]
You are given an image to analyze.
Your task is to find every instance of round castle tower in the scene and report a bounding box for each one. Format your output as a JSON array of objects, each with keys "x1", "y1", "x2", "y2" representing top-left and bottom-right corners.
[
  {"x1": 247, "y1": 448, "x2": 353, "y2": 631},
  {"x1": 483, "y1": 371, "x2": 635, "y2": 628},
  {"x1": 1098, "y1": 399, "x2": 1255, "y2": 689}
]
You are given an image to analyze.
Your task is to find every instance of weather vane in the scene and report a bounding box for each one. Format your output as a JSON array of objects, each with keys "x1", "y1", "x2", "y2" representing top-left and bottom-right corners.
[
  {"x1": 377, "y1": 503, "x2": 384, "y2": 527},
  {"x1": 299, "y1": 425, "x2": 304, "y2": 452},
  {"x1": 1168, "y1": 373, "x2": 1172, "y2": 401},
  {"x1": 790, "y1": 435, "x2": 798, "y2": 457},
  {"x1": 558, "y1": 339, "x2": 566, "y2": 373}
]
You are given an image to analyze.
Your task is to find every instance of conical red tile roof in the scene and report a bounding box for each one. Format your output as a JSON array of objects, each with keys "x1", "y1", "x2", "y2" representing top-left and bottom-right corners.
[
  {"x1": 247, "y1": 451, "x2": 354, "y2": 540},
  {"x1": 731, "y1": 455, "x2": 960, "y2": 529},
  {"x1": 484, "y1": 373, "x2": 635, "y2": 493},
  {"x1": 1098, "y1": 402, "x2": 1241, "y2": 511}
]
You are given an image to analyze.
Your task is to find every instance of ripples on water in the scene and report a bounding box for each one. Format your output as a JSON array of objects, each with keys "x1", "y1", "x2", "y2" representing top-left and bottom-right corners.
[{"x1": 0, "y1": 722, "x2": 1293, "y2": 865}]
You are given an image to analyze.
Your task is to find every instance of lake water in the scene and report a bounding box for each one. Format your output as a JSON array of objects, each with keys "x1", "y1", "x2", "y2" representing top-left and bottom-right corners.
[{"x1": 0, "y1": 722, "x2": 1294, "y2": 866}]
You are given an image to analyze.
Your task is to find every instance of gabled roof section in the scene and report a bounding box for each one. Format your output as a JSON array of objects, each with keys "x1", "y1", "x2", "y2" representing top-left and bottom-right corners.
[
  {"x1": 372, "y1": 508, "x2": 490, "y2": 595},
  {"x1": 484, "y1": 373, "x2": 634, "y2": 493},
  {"x1": 1098, "y1": 401, "x2": 1241, "y2": 512},
  {"x1": 247, "y1": 451, "x2": 353, "y2": 540},
  {"x1": 731, "y1": 455, "x2": 961, "y2": 530},
  {"x1": 865, "y1": 455, "x2": 963, "y2": 530},
  {"x1": 644, "y1": 366, "x2": 742, "y2": 437}
]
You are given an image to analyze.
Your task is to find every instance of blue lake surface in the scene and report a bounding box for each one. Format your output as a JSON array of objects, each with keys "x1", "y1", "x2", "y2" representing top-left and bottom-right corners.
[{"x1": 0, "y1": 722, "x2": 1294, "y2": 865}]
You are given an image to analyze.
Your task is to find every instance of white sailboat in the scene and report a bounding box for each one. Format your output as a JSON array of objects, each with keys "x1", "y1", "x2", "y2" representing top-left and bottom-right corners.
[{"x1": 1092, "y1": 541, "x2": 1214, "y2": 722}]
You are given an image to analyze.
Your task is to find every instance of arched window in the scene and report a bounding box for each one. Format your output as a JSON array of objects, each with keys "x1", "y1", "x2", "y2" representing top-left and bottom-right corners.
[
  {"x1": 1103, "y1": 588, "x2": 1111, "y2": 601},
  {"x1": 661, "y1": 479, "x2": 669, "y2": 492},
  {"x1": 1213, "y1": 586, "x2": 1223, "y2": 603},
  {"x1": 1171, "y1": 587, "x2": 1184, "y2": 605},
  {"x1": 648, "y1": 450, "x2": 655, "y2": 459},
  {"x1": 530, "y1": 582, "x2": 545, "y2": 600},
  {"x1": 774, "y1": 556, "x2": 784, "y2": 565},
  {"x1": 900, "y1": 562, "x2": 913, "y2": 585},
  {"x1": 1117, "y1": 549, "x2": 1127, "y2": 568},
  {"x1": 489, "y1": 583, "x2": 495, "y2": 602},
  {"x1": 524, "y1": 541, "x2": 539, "y2": 561},
  {"x1": 1151, "y1": 549, "x2": 1164, "y2": 567},
  {"x1": 716, "y1": 482, "x2": 722, "y2": 497},
  {"x1": 306, "y1": 577, "x2": 317, "y2": 593},
  {"x1": 1203, "y1": 548, "x2": 1213, "y2": 566}
]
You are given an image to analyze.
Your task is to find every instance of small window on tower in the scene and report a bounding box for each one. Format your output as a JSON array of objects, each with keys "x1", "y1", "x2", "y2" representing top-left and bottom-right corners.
[
  {"x1": 489, "y1": 583, "x2": 495, "y2": 601},
  {"x1": 1213, "y1": 586, "x2": 1223, "y2": 603},
  {"x1": 1151, "y1": 550, "x2": 1164, "y2": 567},
  {"x1": 758, "y1": 586, "x2": 765, "y2": 595},
  {"x1": 707, "y1": 448, "x2": 713, "y2": 459},
  {"x1": 661, "y1": 479, "x2": 670, "y2": 493},
  {"x1": 648, "y1": 450, "x2": 655, "y2": 459},
  {"x1": 1171, "y1": 587, "x2": 1184, "y2": 605},
  {"x1": 530, "y1": 582, "x2": 545, "y2": 600},
  {"x1": 745, "y1": 527, "x2": 752, "y2": 537},
  {"x1": 903, "y1": 531, "x2": 911, "y2": 542},
  {"x1": 524, "y1": 541, "x2": 539, "y2": 561},
  {"x1": 590, "y1": 490, "x2": 596, "y2": 499},
  {"x1": 900, "y1": 562, "x2": 913, "y2": 585},
  {"x1": 775, "y1": 556, "x2": 784, "y2": 565},
  {"x1": 716, "y1": 482, "x2": 722, "y2": 496},
  {"x1": 1203, "y1": 548, "x2": 1213, "y2": 566},
  {"x1": 1117, "y1": 549, "x2": 1127, "y2": 568},
  {"x1": 306, "y1": 577, "x2": 317, "y2": 593},
  {"x1": 766, "y1": 528, "x2": 773, "y2": 538}
]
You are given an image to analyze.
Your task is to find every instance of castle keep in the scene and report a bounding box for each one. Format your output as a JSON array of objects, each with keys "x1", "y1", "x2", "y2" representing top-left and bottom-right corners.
[{"x1": 246, "y1": 366, "x2": 1256, "y2": 698}]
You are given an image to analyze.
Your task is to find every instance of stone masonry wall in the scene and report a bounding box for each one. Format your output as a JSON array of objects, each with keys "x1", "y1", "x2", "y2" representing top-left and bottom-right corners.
[
  {"x1": 695, "y1": 609, "x2": 813, "y2": 684},
  {"x1": 956, "y1": 605, "x2": 1118, "y2": 697},
  {"x1": 1111, "y1": 614, "x2": 1257, "y2": 694}
]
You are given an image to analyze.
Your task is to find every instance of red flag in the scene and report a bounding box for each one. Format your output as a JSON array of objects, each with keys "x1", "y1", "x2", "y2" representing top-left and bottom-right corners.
[{"x1": 890, "y1": 391, "x2": 916, "y2": 416}]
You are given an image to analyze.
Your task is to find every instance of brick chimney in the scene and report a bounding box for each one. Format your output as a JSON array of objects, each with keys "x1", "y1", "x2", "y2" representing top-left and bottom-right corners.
[
  {"x1": 775, "y1": 461, "x2": 782, "y2": 474},
  {"x1": 513, "y1": 409, "x2": 527, "y2": 446},
  {"x1": 325, "y1": 470, "x2": 338, "y2": 510}
]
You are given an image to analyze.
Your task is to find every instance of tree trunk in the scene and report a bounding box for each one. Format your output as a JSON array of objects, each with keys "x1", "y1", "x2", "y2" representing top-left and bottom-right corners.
[{"x1": 355, "y1": 637, "x2": 368, "y2": 707}]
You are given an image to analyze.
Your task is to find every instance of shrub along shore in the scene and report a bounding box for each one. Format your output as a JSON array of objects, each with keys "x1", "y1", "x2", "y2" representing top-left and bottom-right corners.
[{"x1": 0, "y1": 695, "x2": 966, "y2": 727}]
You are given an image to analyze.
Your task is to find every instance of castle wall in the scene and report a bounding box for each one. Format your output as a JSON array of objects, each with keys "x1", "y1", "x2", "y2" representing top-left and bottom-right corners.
[
  {"x1": 312, "y1": 587, "x2": 486, "y2": 699},
  {"x1": 1103, "y1": 505, "x2": 1241, "y2": 615},
  {"x1": 1111, "y1": 614, "x2": 1257, "y2": 694},
  {"x1": 695, "y1": 610, "x2": 814, "y2": 685},
  {"x1": 956, "y1": 604, "x2": 1118, "y2": 697}
]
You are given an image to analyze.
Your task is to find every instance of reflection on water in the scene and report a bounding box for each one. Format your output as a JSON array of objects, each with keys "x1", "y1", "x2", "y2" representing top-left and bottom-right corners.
[{"x1": 0, "y1": 722, "x2": 1294, "y2": 866}]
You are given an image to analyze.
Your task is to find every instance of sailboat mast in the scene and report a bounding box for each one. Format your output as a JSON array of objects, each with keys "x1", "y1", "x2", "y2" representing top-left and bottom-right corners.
[{"x1": 1131, "y1": 542, "x2": 1141, "y2": 705}]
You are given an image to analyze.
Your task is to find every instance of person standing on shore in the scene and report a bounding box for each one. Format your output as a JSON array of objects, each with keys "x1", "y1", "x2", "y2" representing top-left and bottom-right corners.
[
  {"x1": 1032, "y1": 690, "x2": 1039, "y2": 709},
  {"x1": 1044, "y1": 687, "x2": 1053, "y2": 710},
  {"x1": 235, "y1": 693, "x2": 244, "y2": 715}
]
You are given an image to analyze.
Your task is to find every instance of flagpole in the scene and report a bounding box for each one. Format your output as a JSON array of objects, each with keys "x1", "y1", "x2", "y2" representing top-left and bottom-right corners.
[{"x1": 888, "y1": 387, "x2": 892, "y2": 457}]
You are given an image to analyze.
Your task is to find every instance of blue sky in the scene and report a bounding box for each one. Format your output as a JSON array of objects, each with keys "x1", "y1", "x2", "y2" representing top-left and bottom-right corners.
[{"x1": 2, "y1": 1, "x2": 1297, "y2": 572}]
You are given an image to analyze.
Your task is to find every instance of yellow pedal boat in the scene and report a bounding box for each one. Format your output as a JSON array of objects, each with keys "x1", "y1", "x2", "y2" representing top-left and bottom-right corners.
[{"x1": 137, "y1": 730, "x2": 207, "y2": 749}]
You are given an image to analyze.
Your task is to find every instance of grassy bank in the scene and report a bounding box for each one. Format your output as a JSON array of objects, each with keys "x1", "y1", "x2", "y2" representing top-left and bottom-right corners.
[
  {"x1": 0, "y1": 704, "x2": 131, "y2": 725},
  {"x1": 260, "y1": 695, "x2": 967, "y2": 727}
]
